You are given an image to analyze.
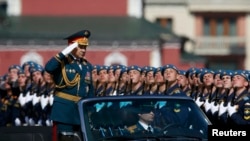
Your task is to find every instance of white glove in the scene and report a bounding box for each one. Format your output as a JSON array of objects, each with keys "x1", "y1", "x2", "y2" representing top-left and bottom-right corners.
[
  {"x1": 218, "y1": 102, "x2": 227, "y2": 116},
  {"x1": 18, "y1": 93, "x2": 26, "y2": 107},
  {"x1": 40, "y1": 95, "x2": 49, "y2": 109},
  {"x1": 32, "y1": 94, "x2": 41, "y2": 106},
  {"x1": 25, "y1": 91, "x2": 33, "y2": 103},
  {"x1": 49, "y1": 94, "x2": 54, "y2": 106},
  {"x1": 46, "y1": 119, "x2": 52, "y2": 126},
  {"x1": 28, "y1": 118, "x2": 35, "y2": 126},
  {"x1": 211, "y1": 101, "x2": 219, "y2": 114},
  {"x1": 14, "y1": 118, "x2": 21, "y2": 126},
  {"x1": 227, "y1": 102, "x2": 238, "y2": 117},
  {"x1": 61, "y1": 42, "x2": 78, "y2": 55},
  {"x1": 195, "y1": 97, "x2": 204, "y2": 107},
  {"x1": 204, "y1": 99, "x2": 212, "y2": 112}
]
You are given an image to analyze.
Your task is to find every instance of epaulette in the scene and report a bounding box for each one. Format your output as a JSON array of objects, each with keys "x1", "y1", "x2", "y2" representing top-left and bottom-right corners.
[
  {"x1": 127, "y1": 125, "x2": 137, "y2": 133},
  {"x1": 173, "y1": 88, "x2": 181, "y2": 94},
  {"x1": 243, "y1": 96, "x2": 250, "y2": 101},
  {"x1": 54, "y1": 55, "x2": 62, "y2": 63},
  {"x1": 244, "y1": 102, "x2": 250, "y2": 120}
]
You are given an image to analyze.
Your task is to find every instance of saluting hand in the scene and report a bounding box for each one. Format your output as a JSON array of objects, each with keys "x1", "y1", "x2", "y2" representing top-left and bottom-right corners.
[{"x1": 61, "y1": 42, "x2": 78, "y2": 55}]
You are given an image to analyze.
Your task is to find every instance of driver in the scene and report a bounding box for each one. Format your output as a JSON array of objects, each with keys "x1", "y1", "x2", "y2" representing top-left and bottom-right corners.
[{"x1": 125, "y1": 103, "x2": 160, "y2": 134}]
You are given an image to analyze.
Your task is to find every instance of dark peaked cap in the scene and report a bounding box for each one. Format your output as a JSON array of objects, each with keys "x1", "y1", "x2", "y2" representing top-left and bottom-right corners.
[{"x1": 64, "y1": 30, "x2": 91, "y2": 45}]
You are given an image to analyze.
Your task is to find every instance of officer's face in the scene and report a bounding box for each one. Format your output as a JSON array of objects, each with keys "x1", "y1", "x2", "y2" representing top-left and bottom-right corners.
[
  {"x1": 72, "y1": 45, "x2": 87, "y2": 59},
  {"x1": 138, "y1": 111, "x2": 155, "y2": 124}
]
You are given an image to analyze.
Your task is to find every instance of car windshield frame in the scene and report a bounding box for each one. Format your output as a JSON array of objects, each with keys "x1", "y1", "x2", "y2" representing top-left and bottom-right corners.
[{"x1": 78, "y1": 96, "x2": 211, "y2": 141}]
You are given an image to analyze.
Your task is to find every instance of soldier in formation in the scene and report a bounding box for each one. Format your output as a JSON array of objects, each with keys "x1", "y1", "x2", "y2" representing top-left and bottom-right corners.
[{"x1": 1, "y1": 63, "x2": 250, "y2": 126}]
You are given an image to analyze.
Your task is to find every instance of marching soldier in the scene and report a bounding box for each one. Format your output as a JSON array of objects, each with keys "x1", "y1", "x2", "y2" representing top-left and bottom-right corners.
[
  {"x1": 91, "y1": 65, "x2": 100, "y2": 91},
  {"x1": 162, "y1": 64, "x2": 186, "y2": 96},
  {"x1": 143, "y1": 66, "x2": 158, "y2": 95},
  {"x1": 0, "y1": 65, "x2": 22, "y2": 126},
  {"x1": 226, "y1": 70, "x2": 250, "y2": 125},
  {"x1": 95, "y1": 65, "x2": 109, "y2": 97},
  {"x1": 116, "y1": 66, "x2": 128, "y2": 95},
  {"x1": 127, "y1": 65, "x2": 144, "y2": 95},
  {"x1": 154, "y1": 67, "x2": 166, "y2": 95},
  {"x1": 217, "y1": 70, "x2": 234, "y2": 125},
  {"x1": 45, "y1": 30, "x2": 94, "y2": 141},
  {"x1": 177, "y1": 70, "x2": 191, "y2": 96},
  {"x1": 40, "y1": 70, "x2": 55, "y2": 126},
  {"x1": 105, "y1": 65, "x2": 117, "y2": 96}
]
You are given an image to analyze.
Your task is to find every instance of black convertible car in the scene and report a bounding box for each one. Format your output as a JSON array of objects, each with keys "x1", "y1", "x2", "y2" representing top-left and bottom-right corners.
[{"x1": 78, "y1": 95, "x2": 211, "y2": 141}]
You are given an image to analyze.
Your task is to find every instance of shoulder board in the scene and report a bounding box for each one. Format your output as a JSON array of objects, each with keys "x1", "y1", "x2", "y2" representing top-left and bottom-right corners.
[
  {"x1": 173, "y1": 88, "x2": 181, "y2": 94},
  {"x1": 243, "y1": 96, "x2": 250, "y2": 101},
  {"x1": 244, "y1": 102, "x2": 250, "y2": 106},
  {"x1": 127, "y1": 125, "x2": 137, "y2": 133}
]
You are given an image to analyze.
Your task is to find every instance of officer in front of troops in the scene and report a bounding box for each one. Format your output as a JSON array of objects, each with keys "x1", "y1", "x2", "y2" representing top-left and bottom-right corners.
[{"x1": 45, "y1": 29, "x2": 94, "y2": 141}]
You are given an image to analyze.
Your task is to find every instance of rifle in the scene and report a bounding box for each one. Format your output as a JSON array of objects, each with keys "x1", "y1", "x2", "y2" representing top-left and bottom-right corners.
[
  {"x1": 208, "y1": 84, "x2": 214, "y2": 103},
  {"x1": 141, "y1": 81, "x2": 146, "y2": 94},
  {"x1": 223, "y1": 88, "x2": 230, "y2": 106},
  {"x1": 230, "y1": 87, "x2": 237, "y2": 106},
  {"x1": 212, "y1": 88, "x2": 220, "y2": 106},
  {"x1": 129, "y1": 79, "x2": 132, "y2": 95},
  {"x1": 164, "y1": 80, "x2": 168, "y2": 94}
]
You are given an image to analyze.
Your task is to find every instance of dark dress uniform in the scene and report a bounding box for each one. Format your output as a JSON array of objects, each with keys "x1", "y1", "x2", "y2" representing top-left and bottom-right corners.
[
  {"x1": 45, "y1": 30, "x2": 94, "y2": 140},
  {"x1": 229, "y1": 89, "x2": 250, "y2": 125},
  {"x1": 126, "y1": 121, "x2": 161, "y2": 135}
]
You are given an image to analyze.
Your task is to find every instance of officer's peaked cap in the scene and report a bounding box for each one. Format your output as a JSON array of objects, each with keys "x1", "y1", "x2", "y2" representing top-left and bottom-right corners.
[{"x1": 64, "y1": 30, "x2": 91, "y2": 45}]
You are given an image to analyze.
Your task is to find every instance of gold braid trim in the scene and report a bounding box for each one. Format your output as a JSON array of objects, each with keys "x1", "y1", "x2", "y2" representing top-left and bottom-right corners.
[
  {"x1": 54, "y1": 54, "x2": 62, "y2": 63},
  {"x1": 61, "y1": 61, "x2": 80, "y2": 87},
  {"x1": 55, "y1": 78, "x2": 67, "y2": 89}
]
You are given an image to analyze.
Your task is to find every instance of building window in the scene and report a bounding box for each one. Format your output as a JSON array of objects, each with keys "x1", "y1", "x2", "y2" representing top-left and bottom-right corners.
[
  {"x1": 203, "y1": 17, "x2": 237, "y2": 36},
  {"x1": 156, "y1": 18, "x2": 173, "y2": 31}
]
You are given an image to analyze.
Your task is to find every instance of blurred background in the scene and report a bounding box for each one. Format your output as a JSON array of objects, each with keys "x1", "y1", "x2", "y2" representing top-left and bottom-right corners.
[{"x1": 0, "y1": 0, "x2": 250, "y2": 75}]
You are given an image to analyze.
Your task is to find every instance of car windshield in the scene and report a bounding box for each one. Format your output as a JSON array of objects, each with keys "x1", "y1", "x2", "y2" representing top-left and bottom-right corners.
[{"x1": 78, "y1": 96, "x2": 211, "y2": 141}]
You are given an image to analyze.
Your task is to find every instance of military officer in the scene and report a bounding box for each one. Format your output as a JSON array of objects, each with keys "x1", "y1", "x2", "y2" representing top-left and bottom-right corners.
[
  {"x1": 126, "y1": 102, "x2": 160, "y2": 135},
  {"x1": 45, "y1": 30, "x2": 94, "y2": 141}
]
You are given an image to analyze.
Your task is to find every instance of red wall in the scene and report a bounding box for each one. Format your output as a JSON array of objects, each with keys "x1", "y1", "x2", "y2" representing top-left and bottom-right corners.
[
  {"x1": 0, "y1": 48, "x2": 151, "y2": 76},
  {"x1": 22, "y1": 0, "x2": 128, "y2": 16},
  {"x1": 0, "y1": 46, "x2": 204, "y2": 76}
]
